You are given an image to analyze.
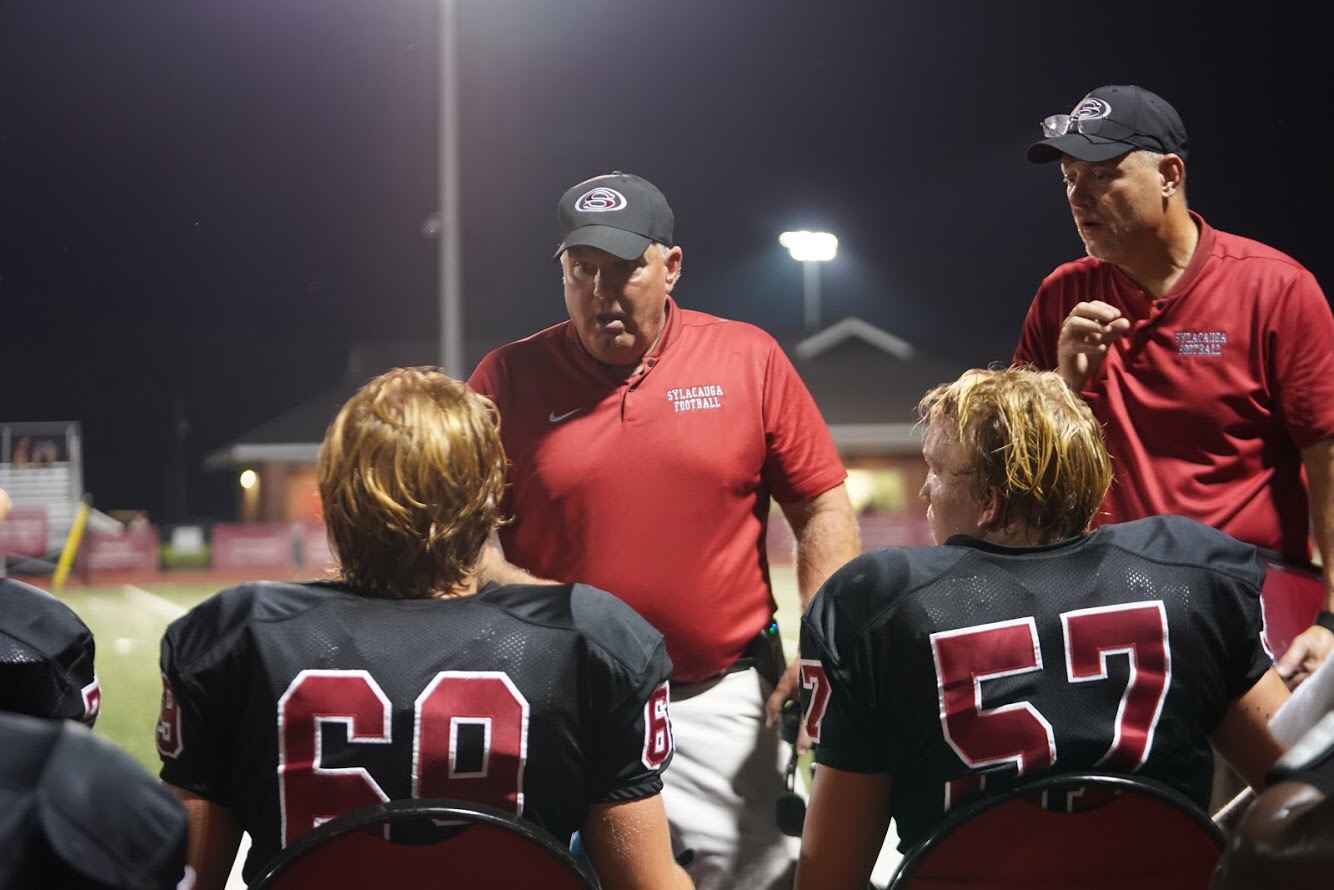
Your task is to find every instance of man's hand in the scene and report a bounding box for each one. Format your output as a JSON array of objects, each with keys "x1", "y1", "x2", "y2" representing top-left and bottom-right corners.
[
  {"x1": 1057, "y1": 301, "x2": 1133, "y2": 391},
  {"x1": 1276, "y1": 624, "x2": 1334, "y2": 689},
  {"x1": 765, "y1": 660, "x2": 812, "y2": 754}
]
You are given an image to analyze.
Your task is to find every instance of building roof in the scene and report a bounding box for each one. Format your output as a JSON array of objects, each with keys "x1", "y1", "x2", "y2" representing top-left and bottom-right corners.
[{"x1": 786, "y1": 317, "x2": 969, "y2": 456}]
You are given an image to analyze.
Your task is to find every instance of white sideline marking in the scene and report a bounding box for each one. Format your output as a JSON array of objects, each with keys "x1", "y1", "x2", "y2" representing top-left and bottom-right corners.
[{"x1": 120, "y1": 584, "x2": 186, "y2": 619}]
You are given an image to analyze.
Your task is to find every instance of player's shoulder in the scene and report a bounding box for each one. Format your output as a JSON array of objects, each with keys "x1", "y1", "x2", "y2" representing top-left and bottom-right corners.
[
  {"x1": 165, "y1": 580, "x2": 343, "y2": 668},
  {"x1": 1094, "y1": 515, "x2": 1264, "y2": 586},
  {"x1": 0, "y1": 578, "x2": 96, "y2": 721},
  {"x1": 806, "y1": 545, "x2": 969, "y2": 640},
  {"x1": 0, "y1": 577, "x2": 93, "y2": 653},
  {"x1": 478, "y1": 582, "x2": 668, "y2": 674}
]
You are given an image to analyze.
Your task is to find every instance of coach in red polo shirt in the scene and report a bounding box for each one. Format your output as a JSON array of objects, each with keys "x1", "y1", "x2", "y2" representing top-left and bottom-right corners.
[
  {"x1": 1014, "y1": 85, "x2": 1334, "y2": 687},
  {"x1": 469, "y1": 171, "x2": 860, "y2": 890}
]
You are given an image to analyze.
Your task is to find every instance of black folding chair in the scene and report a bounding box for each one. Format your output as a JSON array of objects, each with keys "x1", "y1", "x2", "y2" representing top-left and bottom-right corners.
[
  {"x1": 886, "y1": 771, "x2": 1225, "y2": 890},
  {"x1": 252, "y1": 798, "x2": 599, "y2": 889}
]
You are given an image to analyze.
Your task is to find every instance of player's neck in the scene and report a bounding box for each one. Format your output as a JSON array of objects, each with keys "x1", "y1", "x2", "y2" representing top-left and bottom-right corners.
[
  {"x1": 431, "y1": 576, "x2": 480, "y2": 599},
  {"x1": 981, "y1": 524, "x2": 1060, "y2": 548}
]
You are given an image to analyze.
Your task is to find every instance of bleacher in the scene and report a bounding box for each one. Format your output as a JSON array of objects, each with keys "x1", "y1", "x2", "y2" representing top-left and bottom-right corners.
[{"x1": 0, "y1": 422, "x2": 86, "y2": 570}]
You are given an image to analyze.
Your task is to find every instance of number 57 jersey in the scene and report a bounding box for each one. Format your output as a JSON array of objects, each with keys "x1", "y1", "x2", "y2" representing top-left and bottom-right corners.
[
  {"x1": 157, "y1": 580, "x2": 673, "y2": 883},
  {"x1": 799, "y1": 515, "x2": 1270, "y2": 851}
]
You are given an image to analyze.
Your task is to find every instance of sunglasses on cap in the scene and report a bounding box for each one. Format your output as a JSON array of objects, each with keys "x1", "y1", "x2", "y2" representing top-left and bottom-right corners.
[{"x1": 1039, "y1": 113, "x2": 1170, "y2": 153}]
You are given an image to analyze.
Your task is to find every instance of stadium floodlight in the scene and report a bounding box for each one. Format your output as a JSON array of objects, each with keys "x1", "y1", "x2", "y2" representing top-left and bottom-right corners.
[
  {"x1": 778, "y1": 231, "x2": 838, "y2": 330},
  {"x1": 778, "y1": 231, "x2": 838, "y2": 263},
  {"x1": 239, "y1": 469, "x2": 258, "y2": 491}
]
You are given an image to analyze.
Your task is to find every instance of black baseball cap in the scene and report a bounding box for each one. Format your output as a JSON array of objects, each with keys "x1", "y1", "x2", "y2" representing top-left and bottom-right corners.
[
  {"x1": 553, "y1": 172, "x2": 674, "y2": 262},
  {"x1": 1027, "y1": 85, "x2": 1188, "y2": 164}
]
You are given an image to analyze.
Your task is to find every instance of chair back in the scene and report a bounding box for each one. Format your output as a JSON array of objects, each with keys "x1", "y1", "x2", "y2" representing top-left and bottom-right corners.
[
  {"x1": 1259, "y1": 556, "x2": 1324, "y2": 660},
  {"x1": 252, "y1": 798, "x2": 599, "y2": 890},
  {"x1": 886, "y1": 772, "x2": 1224, "y2": 890}
]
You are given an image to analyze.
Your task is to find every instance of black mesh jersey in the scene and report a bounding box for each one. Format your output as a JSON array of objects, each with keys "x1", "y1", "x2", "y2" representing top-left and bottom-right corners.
[
  {"x1": 158, "y1": 580, "x2": 673, "y2": 883},
  {"x1": 800, "y1": 515, "x2": 1270, "y2": 851},
  {"x1": 0, "y1": 579, "x2": 100, "y2": 725}
]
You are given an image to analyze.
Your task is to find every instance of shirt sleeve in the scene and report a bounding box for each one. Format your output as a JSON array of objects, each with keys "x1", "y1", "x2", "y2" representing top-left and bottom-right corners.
[
  {"x1": 1267, "y1": 268, "x2": 1334, "y2": 448},
  {"x1": 760, "y1": 339, "x2": 847, "y2": 503},
  {"x1": 801, "y1": 574, "x2": 891, "y2": 774},
  {"x1": 467, "y1": 349, "x2": 501, "y2": 402},
  {"x1": 1012, "y1": 277, "x2": 1064, "y2": 370},
  {"x1": 156, "y1": 622, "x2": 232, "y2": 804},
  {"x1": 576, "y1": 588, "x2": 676, "y2": 802},
  {"x1": 1223, "y1": 553, "x2": 1273, "y2": 702}
]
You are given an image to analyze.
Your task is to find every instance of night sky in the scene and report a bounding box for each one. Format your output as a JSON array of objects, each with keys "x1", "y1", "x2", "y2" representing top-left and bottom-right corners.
[{"x1": 3, "y1": 0, "x2": 1331, "y2": 522}]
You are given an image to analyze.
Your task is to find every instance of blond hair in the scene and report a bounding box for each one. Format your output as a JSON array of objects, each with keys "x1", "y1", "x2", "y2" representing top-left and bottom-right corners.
[
  {"x1": 917, "y1": 368, "x2": 1112, "y2": 541},
  {"x1": 317, "y1": 367, "x2": 506, "y2": 598}
]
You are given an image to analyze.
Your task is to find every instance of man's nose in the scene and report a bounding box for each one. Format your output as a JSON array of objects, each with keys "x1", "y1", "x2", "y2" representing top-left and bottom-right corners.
[
  {"x1": 592, "y1": 270, "x2": 618, "y2": 299},
  {"x1": 1067, "y1": 180, "x2": 1092, "y2": 207}
]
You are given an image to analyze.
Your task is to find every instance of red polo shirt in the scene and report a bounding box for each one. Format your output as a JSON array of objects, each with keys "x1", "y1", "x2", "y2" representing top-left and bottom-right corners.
[
  {"x1": 469, "y1": 297, "x2": 846, "y2": 681},
  {"x1": 1014, "y1": 213, "x2": 1334, "y2": 560}
]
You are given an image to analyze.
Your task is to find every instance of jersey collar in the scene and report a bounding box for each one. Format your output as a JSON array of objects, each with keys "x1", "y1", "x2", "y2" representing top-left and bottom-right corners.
[{"x1": 946, "y1": 532, "x2": 1090, "y2": 556}]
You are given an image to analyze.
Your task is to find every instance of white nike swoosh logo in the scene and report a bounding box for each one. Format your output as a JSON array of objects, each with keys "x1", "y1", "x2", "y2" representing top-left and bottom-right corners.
[{"x1": 549, "y1": 408, "x2": 582, "y2": 423}]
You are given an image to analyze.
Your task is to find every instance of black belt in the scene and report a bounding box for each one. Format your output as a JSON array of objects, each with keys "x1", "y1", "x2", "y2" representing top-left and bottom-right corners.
[
  {"x1": 719, "y1": 622, "x2": 785, "y2": 685},
  {"x1": 722, "y1": 656, "x2": 756, "y2": 676}
]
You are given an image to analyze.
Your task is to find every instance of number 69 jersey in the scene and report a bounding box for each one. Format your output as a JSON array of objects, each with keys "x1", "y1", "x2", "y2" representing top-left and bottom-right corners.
[
  {"x1": 799, "y1": 515, "x2": 1270, "y2": 851},
  {"x1": 157, "y1": 580, "x2": 673, "y2": 883}
]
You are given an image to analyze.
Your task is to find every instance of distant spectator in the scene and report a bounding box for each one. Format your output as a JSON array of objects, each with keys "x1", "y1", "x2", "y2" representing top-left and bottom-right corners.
[
  {"x1": 32, "y1": 439, "x2": 58, "y2": 467},
  {"x1": 11, "y1": 437, "x2": 31, "y2": 469}
]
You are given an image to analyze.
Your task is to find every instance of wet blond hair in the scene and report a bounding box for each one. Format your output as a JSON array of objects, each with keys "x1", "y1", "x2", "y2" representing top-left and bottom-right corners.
[
  {"x1": 317, "y1": 367, "x2": 506, "y2": 598},
  {"x1": 917, "y1": 367, "x2": 1112, "y2": 542}
]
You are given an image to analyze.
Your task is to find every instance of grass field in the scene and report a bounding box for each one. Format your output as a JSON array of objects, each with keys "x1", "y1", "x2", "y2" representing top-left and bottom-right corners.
[
  {"x1": 57, "y1": 567, "x2": 804, "y2": 773},
  {"x1": 59, "y1": 583, "x2": 217, "y2": 769}
]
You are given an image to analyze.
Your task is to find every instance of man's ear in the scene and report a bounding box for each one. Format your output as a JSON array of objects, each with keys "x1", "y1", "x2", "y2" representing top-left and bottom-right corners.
[
  {"x1": 1160, "y1": 153, "x2": 1186, "y2": 197},
  {"x1": 663, "y1": 246, "x2": 683, "y2": 292},
  {"x1": 978, "y1": 487, "x2": 1005, "y2": 533}
]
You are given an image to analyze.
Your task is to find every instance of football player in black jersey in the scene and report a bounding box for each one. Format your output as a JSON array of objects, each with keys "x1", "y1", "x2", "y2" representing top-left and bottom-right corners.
[
  {"x1": 1, "y1": 571, "x2": 188, "y2": 889},
  {"x1": 795, "y1": 368, "x2": 1289, "y2": 890},
  {"x1": 159, "y1": 367, "x2": 692, "y2": 890}
]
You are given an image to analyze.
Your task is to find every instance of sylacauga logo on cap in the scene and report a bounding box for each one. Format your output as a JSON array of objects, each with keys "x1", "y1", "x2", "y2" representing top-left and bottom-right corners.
[
  {"x1": 1071, "y1": 96, "x2": 1111, "y2": 122},
  {"x1": 575, "y1": 187, "x2": 627, "y2": 212}
]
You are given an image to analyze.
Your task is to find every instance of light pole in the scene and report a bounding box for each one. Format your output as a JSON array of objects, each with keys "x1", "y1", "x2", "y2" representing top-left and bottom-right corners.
[
  {"x1": 778, "y1": 230, "x2": 837, "y2": 332},
  {"x1": 438, "y1": 0, "x2": 464, "y2": 379}
]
